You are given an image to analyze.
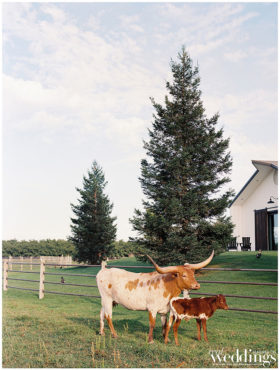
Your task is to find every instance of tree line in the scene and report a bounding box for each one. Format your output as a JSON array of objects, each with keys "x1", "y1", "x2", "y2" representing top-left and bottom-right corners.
[{"x1": 2, "y1": 239, "x2": 135, "y2": 259}]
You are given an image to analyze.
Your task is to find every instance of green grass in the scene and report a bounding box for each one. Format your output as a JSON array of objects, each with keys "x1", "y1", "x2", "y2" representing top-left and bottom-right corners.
[{"x1": 2, "y1": 252, "x2": 278, "y2": 368}]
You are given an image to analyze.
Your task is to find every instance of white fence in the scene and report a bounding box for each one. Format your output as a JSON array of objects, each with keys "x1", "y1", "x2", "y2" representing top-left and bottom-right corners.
[{"x1": 3, "y1": 256, "x2": 73, "y2": 271}]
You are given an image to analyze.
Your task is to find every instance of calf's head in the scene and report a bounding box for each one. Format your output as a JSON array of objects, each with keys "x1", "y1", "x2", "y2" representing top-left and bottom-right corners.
[
  {"x1": 216, "y1": 294, "x2": 229, "y2": 310},
  {"x1": 147, "y1": 251, "x2": 214, "y2": 291}
]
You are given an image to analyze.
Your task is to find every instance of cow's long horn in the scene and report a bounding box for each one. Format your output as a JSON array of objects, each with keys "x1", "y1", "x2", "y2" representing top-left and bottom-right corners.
[
  {"x1": 146, "y1": 255, "x2": 179, "y2": 274},
  {"x1": 184, "y1": 250, "x2": 214, "y2": 270}
]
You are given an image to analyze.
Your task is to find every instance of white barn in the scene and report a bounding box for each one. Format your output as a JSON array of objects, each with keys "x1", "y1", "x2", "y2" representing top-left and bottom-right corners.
[{"x1": 230, "y1": 160, "x2": 278, "y2": 251}]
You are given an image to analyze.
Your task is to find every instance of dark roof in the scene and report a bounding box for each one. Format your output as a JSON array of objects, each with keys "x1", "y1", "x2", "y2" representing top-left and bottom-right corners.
[{"x1": 252, "y1": 160, "x2": 278, "y2": 170}]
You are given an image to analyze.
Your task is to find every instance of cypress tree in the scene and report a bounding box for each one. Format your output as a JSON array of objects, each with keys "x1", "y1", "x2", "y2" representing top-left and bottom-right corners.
[
  {"x1": 130, "y1": 47, "x2": 234, "y2": 264},
  {"x1": 70, "y1": 161, "x2": 116, "y2": 264}
]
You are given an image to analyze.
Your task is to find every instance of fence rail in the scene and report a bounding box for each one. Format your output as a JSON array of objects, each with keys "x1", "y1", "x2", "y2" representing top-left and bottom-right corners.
[
  {"x1": 3, "y1": 255, "x2": 73, "y2": 264},
  {"x1": 7, "y1": 286, "x2": 39, "y2": 292},
  {"x1": 197, "y1": 280, "x2": 277, "y2": 286},
  {"x1": 190, "y1": 291, "x2": 277, "y2": 300},
  {"x1": 2, "y1": 260, "x2": 277, "y2": 315},
  {"x1": 45, "y1": 281, "x2": 98, "y2": 288},
  {"x1": 43, "y1": 291, "x2": 101, "y2": 298},
  {"x1": 44, "y1": 272, "x2": 97, "y2": 277},
  {"x1": 227, "y1": 308, "x2": 277, "y2": 314}
]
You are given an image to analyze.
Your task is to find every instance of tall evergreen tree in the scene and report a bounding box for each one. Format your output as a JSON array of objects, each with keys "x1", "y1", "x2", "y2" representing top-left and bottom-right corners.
[
  {"x1": 130, "y1": 48, "x2": 234, "y2": 265},
  {"x1": 70, "y1": 161, "x2": 116, "y2": 264}
]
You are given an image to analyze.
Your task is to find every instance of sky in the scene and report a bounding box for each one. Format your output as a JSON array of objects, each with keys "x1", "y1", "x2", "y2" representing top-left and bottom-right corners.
[{"x1": 2, "y1": 2, "x2": 278, "y2": 241}]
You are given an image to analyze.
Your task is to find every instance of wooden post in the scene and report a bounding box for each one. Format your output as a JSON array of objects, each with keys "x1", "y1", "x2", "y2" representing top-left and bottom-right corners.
[
  {"x1": 9, "y1": 256, "x2": 12, "y2": 271},
  {"x1": 3, "y1": 261, "x2": 8, "y2": 291},
  {"x1": 30, "y1": 256, "x2": 33, "y2": 271},
  {"x1": 39, "y1": 258, "x2": 45, "y2": 299},
  {"x1": 20, "y1": 256, "x2": 23, "y2": 271}
]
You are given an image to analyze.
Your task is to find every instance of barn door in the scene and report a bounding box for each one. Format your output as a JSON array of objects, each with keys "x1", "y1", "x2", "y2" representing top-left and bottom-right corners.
[{"x1": 255, "y1": 208, "x2": 268, "y2": 250}]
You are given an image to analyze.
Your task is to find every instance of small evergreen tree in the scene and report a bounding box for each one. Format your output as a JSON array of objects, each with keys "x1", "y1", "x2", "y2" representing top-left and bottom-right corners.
[
  {"x1": 70, "y1": 161, "x2": 116, "y2": 264},
  {"x1": 130, "y1": 47, "x2": 234, "y2": 265}
]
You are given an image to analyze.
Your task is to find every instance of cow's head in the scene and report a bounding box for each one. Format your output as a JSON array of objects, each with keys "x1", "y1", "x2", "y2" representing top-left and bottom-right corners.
[{"x1": 147, "y1": 251, "x2": 214, "y2": 291}]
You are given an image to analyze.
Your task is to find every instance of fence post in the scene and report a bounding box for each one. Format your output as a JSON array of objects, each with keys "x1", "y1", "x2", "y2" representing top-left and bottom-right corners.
[
  {"x1": 39, "y1": 258, "x2": 45, "y2": 299},
  {"x1": 30, "y1": 256, "x2": 33, "y2": 271},
  {"x1": 9, "y1": 256, "x2": 12, "y2": 271},
  {"x1": 3, "y1": 261, "x2": 8, "y2": 291},
  {"x1": 20, "y1": 256, "x2": 23, "y2": 271}
]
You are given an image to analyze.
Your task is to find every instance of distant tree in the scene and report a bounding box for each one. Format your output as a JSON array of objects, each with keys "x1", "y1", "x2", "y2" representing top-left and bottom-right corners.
[
  {"x1": 108, "y1": 240, "x2": 136, "y2": 258},
  {"x1": 130, "y1": 47, "x2": 234, "y2": 265},
  {"x1": 2, "y1": 239, "x2": 76, "y2": 257},
  {"x1": 70, "y1": 161, "x2": 117, "y2": 264}
]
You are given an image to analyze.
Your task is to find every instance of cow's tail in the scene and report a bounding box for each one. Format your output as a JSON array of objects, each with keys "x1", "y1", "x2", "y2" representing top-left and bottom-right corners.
[
  {"x1": 169, "y1": 297, "x2": 180, "y2": 321},
  {"x1": 101, "y1": 260, "x2": 107, "y2": 269},
  {"x1": 169, "y1": 297, "x2": 176, "y2": 315}
]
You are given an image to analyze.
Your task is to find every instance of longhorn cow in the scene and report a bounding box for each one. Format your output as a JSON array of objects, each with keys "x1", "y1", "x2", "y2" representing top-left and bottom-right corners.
[{"x1": 96, "y1": 251, "x2": 214, "y2": 343}]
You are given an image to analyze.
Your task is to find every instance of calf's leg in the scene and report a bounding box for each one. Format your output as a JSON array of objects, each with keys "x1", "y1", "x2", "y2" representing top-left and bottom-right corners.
[
  {"x1": 196, "y1": 319, "x2": 201, "y2": 341},
  {"x1": 173, "y1": 318, "x2": 182, "y2": 346},
  {"x1": 201, "y1": 319, "x2": 208, "y2": 342}
]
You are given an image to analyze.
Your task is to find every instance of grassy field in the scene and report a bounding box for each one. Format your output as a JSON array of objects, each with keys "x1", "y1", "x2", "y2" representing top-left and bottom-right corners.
[{"x1": 2, "y1": 251, "x2": 278, "y2": 368}]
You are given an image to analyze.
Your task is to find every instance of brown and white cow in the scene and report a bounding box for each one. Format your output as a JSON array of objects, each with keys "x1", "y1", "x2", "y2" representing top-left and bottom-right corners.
[
  {"x1": 96, "y1": 251, "x2": 214, "y2": 343},
  {"x1": 165, "y1": 294, "x2": 229, "y2": 345}
]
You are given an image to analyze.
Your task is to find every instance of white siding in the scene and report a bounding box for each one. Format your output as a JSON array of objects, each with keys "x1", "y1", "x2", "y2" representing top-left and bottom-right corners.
[{"x1": 230, "y1": 168, "x2": 278, "y2": 251}]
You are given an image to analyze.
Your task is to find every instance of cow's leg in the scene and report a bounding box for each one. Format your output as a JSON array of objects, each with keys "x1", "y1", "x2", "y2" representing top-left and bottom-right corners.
[
  {"x1": 105, "y1": 314, "x2": 118, "y2": 338},
  {"x1": 201, "y1": 319, "x2": 208, "y2": 342},
  {"x1": 160, "y1": 314, "x2": 169, "y2": 341},
  {"x1": 196, "y1": 319, "x2": 201, "y2": 341},
  {"x1": 148, "y1": 311, "x2": 157, "y2": 344},
  {"x1": 100, "y1": 306, "x2": 105, "y2": 336},
  {"x1": 173, "y1": 318, "x2": 181, "y2": 346},
  {"x1": 103, "y1": 299, "x2": 118, "y2": 338},
  {"x1": 164, "y1": 313, "x2": 174, "y2": 344}
]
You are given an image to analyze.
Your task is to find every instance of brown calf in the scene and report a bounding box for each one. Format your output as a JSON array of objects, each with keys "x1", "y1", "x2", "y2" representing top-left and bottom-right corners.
[{"x1": 165, "y1": 295, "x2": 229, "y2": 345}]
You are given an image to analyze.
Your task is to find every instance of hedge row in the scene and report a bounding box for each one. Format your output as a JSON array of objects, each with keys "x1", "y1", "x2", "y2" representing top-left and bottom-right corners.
[
  {"x1": 2, "y1": 239, "x2": 76, "y2": 257},
  {"x1": 2, "y1": 239, "x2": 135, "y2": 259}
]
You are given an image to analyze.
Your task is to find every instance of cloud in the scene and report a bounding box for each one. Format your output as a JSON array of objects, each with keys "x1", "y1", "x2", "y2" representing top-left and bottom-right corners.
[
  {"x1": 203, "y1": 88, "x2": 277, "y2": 194},
  {"x1": 3, "y1": 73, "x2": 150, "y2": 147},
  {"x1": 86, "y1": 15, "x2": 101, "y2": 32},
  {"x1": 157, "y1": 3, "x2": 258, "y2": 56},
  {"x1": 224, "y1": 50, "x2": 247, "y2": 62},
  {"x1": 229, "y1": 136, "x2": 277, "y2": 194},
  {"x1": 3, "y1": 3, "x2": 276, "y2": 149},
  {"x1": 3, "y1": 3, "x2": 164, "y2": 148},
  {"x1": 204, "y1": 89, "x2": 277, "y2": 129},
  {"x1": 41, "y1": 3, "x2": 67, "y2": 23},
  {"x1": 120, "y1": 14, "x2": 144, "y2": 33}
]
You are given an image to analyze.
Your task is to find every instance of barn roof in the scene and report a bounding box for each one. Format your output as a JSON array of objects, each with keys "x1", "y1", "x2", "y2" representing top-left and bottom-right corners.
[
  {"x1": 251, "y1": 160, "x2": 278, "y2": 169},
  {"x1": 229, "y1": 160, "x2": 278, "y2": 207}
]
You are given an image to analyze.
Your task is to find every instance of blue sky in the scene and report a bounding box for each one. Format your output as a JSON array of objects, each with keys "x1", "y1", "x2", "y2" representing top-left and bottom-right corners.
[{"x1": 2, "y1": 2, "x2": 278, "y2": 241}]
